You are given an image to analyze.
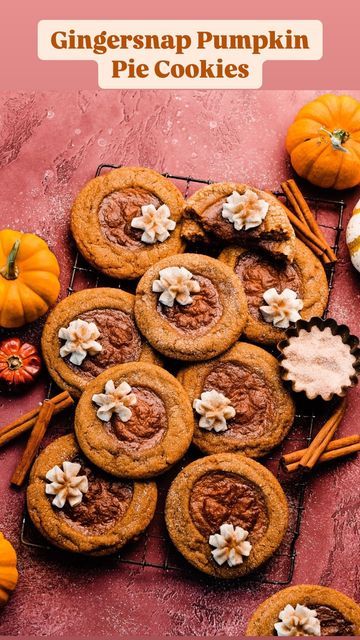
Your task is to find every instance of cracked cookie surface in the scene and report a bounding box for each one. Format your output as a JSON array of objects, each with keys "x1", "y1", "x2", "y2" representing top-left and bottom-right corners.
[
  {"x1": 27, "y1": 434, "x2": 157, "y2": 555},
  {"x1": 184, "y1": 183, "x2": 296, "y2": 261},
  {"x1": 134, "y1": 253, "x2": 248, "y2": 361},
  {"x1": 165, "y1": 453, "x2": 288, "y2": 578},
  {"x1": 219, "y1": 238, "x2": 328, "y2": 345},
  {"x1": 178, "y1": 342, "x2": 294, "y2": 457},
  {"x1": 75, "y1": 362, "x2": 194, "y2": 479},
  {"x1": 71, "y1": 166, "x2": 186, "y2": 279},
  {"x1": 42, "y1": 287, "x2": 161, "y2": 397}
]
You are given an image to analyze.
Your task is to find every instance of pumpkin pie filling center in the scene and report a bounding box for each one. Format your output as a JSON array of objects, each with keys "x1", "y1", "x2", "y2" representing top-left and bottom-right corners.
[
  {"x1": 108, "y1": 386, "x2": 167, "y2": 452},
  {"x1": 202, "y1": 362, "x2": 274, "y2": 438},
  {"x1": 54, "y1": 456, "x2": 133, "y2": 535},
  {"x1": 189, "y1": 471, "x2": 269, "y2": 541},
  {"x1": 235, "y1": 252, "x2": 303, "y2": 323},
  {"x1": 313, "y1": 605, "x2": 355, "y2": 636},
  {"x1": 65, "y1": 308, "x2": 142, "y2": 378},
  {"x1": 98, "y1": 187, "x2": 164, "y2": 248},
  {"x1": 158, "y1": 275, "x2": 222, "y2": 334}
]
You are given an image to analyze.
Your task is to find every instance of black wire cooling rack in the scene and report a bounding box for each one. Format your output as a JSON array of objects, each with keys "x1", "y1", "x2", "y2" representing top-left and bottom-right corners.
[{"x1": 21, "y1": 164, "x2": 345, "y2": 585}]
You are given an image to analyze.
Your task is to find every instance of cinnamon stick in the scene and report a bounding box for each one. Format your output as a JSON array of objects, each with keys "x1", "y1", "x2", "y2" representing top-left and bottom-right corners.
[
  {"x1": 279, "y1": 201, "x2": 330, "y2": 257},
  {"x1": 0, "y1": 392, "x2": 73, "y2": 449},
  {"x1": 282, "y1": 434, "x2": 360, "y2": 465},
  {"x1": 299, "y1": 398, "x2": 347, "y2": 471},
  {"x1": 11, "y1": 401, "x2": 55, "y2": 487},
  {"x1": 281, "y1": 180, "x2": 337, "y2": 263},
  {"x1": 280, "y1": 180, "x2": 307, "y2": 226},
  {"x1": 283, "y1": 436, "x2": 360, "y2": 473},
  {"x1": 294, "y1": 226, "x2": 329, "y2": 260}
]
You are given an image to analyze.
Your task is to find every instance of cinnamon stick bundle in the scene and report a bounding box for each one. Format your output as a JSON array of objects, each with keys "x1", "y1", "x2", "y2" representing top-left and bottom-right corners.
[
  {"x1": 297, "y1": 399, "x2": 347, "y2": 472},
  {"x1": 11, "y1": 402, "x2": 55, "y2": 487},
  {"x1": 282, "y1": 435, "x2": 360, "y2": 473},
  {"x1": 0, "y1": 391, "x2": 73, "y2": 449},
  {"x1": 280, "y1": 179, "x2": 337, "y2": 265},
  {"x1": 280, "y1": 203, "x2": 330, "y2": 261}
]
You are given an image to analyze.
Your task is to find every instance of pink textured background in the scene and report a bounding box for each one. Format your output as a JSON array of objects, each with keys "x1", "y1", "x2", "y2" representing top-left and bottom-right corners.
[{"x1": 0, "y1": 89, "x2": 360, "y2": 636}]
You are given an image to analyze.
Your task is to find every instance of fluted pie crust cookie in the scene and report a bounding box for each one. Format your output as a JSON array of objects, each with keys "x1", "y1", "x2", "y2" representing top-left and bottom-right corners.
[
  {"x1": 134, "y1": 253, "x2": 248, "y2": 361},
  {"x1": 71, "y1": 166, "x2": 185, "y2": 279},
  {"x1": 27, "y1": 435, "x2": 157, "y2": 556},
  {"x1": 165, "y1": 453, "x2": 288, "y2": 579},
  {"x1": 184, "y1": 183, "x2": 296, "y2": 261},
  {"x1": 42, "y1": 288, "x2": 160, "y2": 397},
  {"x1": 178, "y1": 343, "x2": 295, "y2": 457},
  {"x1": 219, "y1": 239, "x2": 328, "y2": 345},
  {"x1": 246, "y1": 585, "x2": 360, "y2": 636},
  {"x1": 75, "y1": 362, "x2": 194, "y2": 479}
]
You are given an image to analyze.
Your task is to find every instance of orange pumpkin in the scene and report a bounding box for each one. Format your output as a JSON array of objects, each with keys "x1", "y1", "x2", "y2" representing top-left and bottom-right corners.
[
  {"x1": 0, "y1": 338, "x2": 41, "y2": 387},
  {"x1": 286, "y1": 94, "x2": 360, "y2": 190},
  {"x1": 0, "y1": 533, "x2": 18, "y2": 606},
  {"x1": 0, "y1": 230, "x2": 60, "y2": 328}
]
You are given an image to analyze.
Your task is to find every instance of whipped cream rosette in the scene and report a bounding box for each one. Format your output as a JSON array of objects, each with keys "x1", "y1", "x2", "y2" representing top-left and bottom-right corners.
[
  {"x1": 274, "y1": 604, "x2": 320, "y2": 636},
  {"x1": 209, "y1": 523, "x2": 252, "y2": 567},
  {"x1": 222, "y1": 189, "x2": 269, "y2": 231},
  {"x1": 92, "y1": 380, "x2": 137, "y2": 422},
  {"x1": 58, "y1": 318, "x2": 102, "y2": 365},
  {"x1": 45, "y1": 461, "x2": 88, "y2": 509},
  {"x1": 193, "y1": 389, "x2": 236, "y2": 432},
  {"x1": 152, "y1": 266, "x2": 201, "y2": 307},
  {"x1": 131, "y1": 203, "x2": 176, "y2": 244}
]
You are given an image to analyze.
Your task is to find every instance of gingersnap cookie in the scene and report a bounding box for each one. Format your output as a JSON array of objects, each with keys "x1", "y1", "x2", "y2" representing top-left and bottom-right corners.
[
  {"x1": 184, "y1": 183, "x2": 296, "y2": 260},
  {"x1": 219, "y1": 238, "x2": 328, "y2": 345},
  {"x1": 134, "y1": 253, "x2": 248, "y2": 361},
  {"x1": 246, "y1": 584, "x2": 360, "y2": 636},
  {"x1": 75, "y1": 362, "x2": 194, "y2": 479},
  {"x1": 27, "y1": 434, "x2": 157, "y2": 556},
  {"x1": 165, "y1": 453, "x2": 288, "y2": 578},
  {"x1": 178, "y1": 342, "x2": 294, "y2": 457},
  {"x1": 42, "y1": 288, "x2": 160, "y2": 398},
  {"x1": 71, "y1": 166, "x2": 185, "y2": 279}
]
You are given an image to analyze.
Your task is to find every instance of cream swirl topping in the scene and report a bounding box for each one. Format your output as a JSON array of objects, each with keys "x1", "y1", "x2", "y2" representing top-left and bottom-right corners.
[
  {"x1": 92, "y1": 380, "x2": 137, "y2": 422},
  {"x1": 222, "y1": 189, "x2": 269, "y2": 231},
  {"x1": 45, "y1": 461, "x2": 89, "y2": 509},
  {"x1": 274, "y1": 604, "x2": 321, "y2": 636},
  {"x1": 193, "y1": 389, "x2": 236, "y2": 432},
  {"x1": 59, "y1": 318, "x2": 102, "y2": 365},
  {"x1": 152, "y1": 266, "x2": 201, "y2": 307},
  {"x1": 260, "y1": 287, "x2": 303, "y2": 328},
  {"x1": 209, "y1": 523, "x2": 252, "y2": 567},
  {"x1": 131, "y1": 203, "x2": 176, "y2": 244}
]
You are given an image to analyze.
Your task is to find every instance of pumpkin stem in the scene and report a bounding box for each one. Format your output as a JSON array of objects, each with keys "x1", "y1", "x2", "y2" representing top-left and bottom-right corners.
[
  {"x1": 7, "y1": 355, "x2": 23, "y2": 370},
  {"x1": 0, "y1": 240, "x2": 20, "y2": 280},
  {"x1": 320, "y1": 126, "x2": 350, "y2": 153}
]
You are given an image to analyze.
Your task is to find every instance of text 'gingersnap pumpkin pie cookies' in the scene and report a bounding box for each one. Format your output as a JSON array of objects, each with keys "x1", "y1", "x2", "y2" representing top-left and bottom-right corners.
[
  {"x1": 184, "y1": 183, "x2": 296, "y2": 260},
  {"x1": 165, "y1": 453, "x2": 288, "y2": 579},
  {"x1": 71, "y1": 166, "x2": 185, "y2": 280},
  {"x1": 245, "y1": 584, "x2": 360, "y2": 636},
  {"x1": 134, "y1": 253, "x2": 248, "y2": 361},
  {"x1": 75, "y1": 362, "x2": 194, "y2": 479},
  {"x1": 27, "y1": 434, "x2": 157, "y2": 556},
  {"x1": 42, "y1": 287, "x2": 160, "y2": 397},
  {"x1": 178, "y1": 342, "x2": 294, "y2": 457},
  {"x1": 219, "y1": 238, "x2": 328, "y2": 345}
]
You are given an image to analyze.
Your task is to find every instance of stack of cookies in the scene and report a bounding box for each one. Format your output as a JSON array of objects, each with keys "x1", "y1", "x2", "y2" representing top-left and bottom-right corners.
[{"x1": 28, "y1": 166, "x2": 330, "y2": 578}]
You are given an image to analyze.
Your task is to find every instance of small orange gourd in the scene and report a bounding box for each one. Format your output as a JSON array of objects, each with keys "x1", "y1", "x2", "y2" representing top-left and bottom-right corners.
[
  {"x1": 0, "y1": 533, "x2": 18, "y2": 606},
  {"x1": 286, "y1": 94, "x2": 360, "y2": 190},
  {"x1": 0, "y1": 229, "x2": 60, "y2": 328}
]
